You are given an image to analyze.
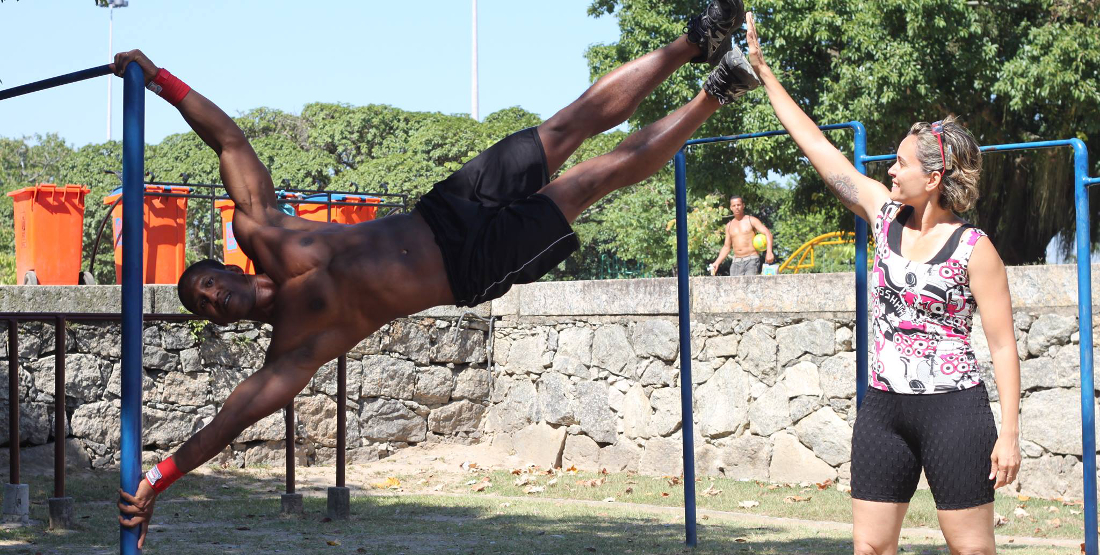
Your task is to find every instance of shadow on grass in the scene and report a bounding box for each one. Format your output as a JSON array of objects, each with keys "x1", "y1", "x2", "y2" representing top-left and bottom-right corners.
[{"x1": 0, "y1": 470, "x2": 1080, "y2": 555}]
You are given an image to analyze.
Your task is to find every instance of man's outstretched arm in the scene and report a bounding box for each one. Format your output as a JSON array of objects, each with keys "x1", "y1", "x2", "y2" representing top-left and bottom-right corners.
[
  {"x1": 709, "y1": 223, "x2": 733, "y2": 275},
  {"x1": 111, "y1": 50, "x2": 278, "y2": 222},
  {"x1": 119, "y1": 345, "x2": 318, "y2": 548}
]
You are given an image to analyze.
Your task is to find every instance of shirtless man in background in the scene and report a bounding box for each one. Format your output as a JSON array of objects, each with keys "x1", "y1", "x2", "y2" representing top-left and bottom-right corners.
[{"x1": 708, "y1": 195, "x2": 774, "y2": 275}]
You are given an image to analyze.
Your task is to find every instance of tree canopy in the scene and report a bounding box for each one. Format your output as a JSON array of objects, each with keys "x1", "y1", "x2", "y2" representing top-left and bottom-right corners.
[
  {"x1": 585, "y1": 0, "x2": 1100, "y2": 264},
  {"x1": 1, "y1": 0, "x2": 1095, "y2": 286}
]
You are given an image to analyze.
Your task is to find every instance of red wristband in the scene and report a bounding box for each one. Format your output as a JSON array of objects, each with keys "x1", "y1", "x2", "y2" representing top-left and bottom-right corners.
[
  {"x1": 144, "y1": 457, "x2": 183, "y2": 493},
  {"x1": 146, "y1": 68, "x2": 191, "y2": 106}
]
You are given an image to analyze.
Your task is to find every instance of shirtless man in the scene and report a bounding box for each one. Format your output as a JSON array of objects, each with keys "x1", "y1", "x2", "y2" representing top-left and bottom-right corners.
[
  {"x1": 708, "y1": 195, "x2": 774, "y2": 276},
  {"x1": 115, "y1": 0, "x2": 759, "y2": 547}
]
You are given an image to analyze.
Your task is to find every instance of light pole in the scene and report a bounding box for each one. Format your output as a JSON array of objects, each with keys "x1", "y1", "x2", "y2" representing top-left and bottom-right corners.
[
  {"x1": 99, "y1": 0, "x2": 129, "y2": 142},
  {"x1": 471, "y1": 0, "x2": 478, "y2": 121}
]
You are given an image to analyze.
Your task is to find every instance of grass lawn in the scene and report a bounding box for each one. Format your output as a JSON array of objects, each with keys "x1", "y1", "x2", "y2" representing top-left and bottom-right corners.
[{"x1": 0, "y1": 465, "x2": 1084, "y2": 554}]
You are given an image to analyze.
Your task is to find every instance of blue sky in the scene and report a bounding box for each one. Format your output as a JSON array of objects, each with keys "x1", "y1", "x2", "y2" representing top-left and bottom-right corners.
[{"x1": 0, "y1": 0, "x2": 621, "y2": 146}]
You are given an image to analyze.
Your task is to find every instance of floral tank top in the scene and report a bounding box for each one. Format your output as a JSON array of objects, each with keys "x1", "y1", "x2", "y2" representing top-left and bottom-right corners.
[{"x1": 870, "y1": 201, "x2": 987, "y2": 394}]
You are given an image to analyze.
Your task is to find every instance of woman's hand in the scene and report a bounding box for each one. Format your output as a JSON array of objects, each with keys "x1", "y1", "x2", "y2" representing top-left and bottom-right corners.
[
  {"x1": 745, "y1": 12, "x2": 768, "y2": 74},
  {"x1": 989, "y1": 434, "x2": 1021, "y2": 489}
]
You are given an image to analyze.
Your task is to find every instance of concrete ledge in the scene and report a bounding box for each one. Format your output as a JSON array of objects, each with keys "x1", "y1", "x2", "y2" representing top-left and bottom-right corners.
[{"x1": 0, "y1": 264, "x2": 1093, "y2": 317}]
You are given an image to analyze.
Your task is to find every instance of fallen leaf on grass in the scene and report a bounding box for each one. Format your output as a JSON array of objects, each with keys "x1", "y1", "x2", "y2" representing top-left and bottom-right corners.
[
  {"x1": 701, "y1": 484, "x2": 722, "y2": 497},
  {"x1": 547, "y1": 478, "x2": 558, "y2": 486},
  {"x1": 783, "y1": 495, "x2": 811, "y2": 503},
  {"x1": 666, "y1": 476, "x2": 682, "y2": 486},
  {"x1": 702, "y1": 514, "x2": 709, "y2": 520},
  {"x1": 525, "y1": 486, "x2": 545, "y2": 494},
  {"x1": 465, "y1": 480, "x2": 477, "y2": 486},
  {"x1": 236, "y1": 526, "x2": 250, "y2": 531},
  {"x1": 577, "y1": 477, "x2": 606, "y2": 488},
  {"x1": 738, "y1": 500, "x2": 760, "y2": 509},
  {"x1": 1048, "y1": 518, "x2": 1062, "y2": 528},
  {"x1": 734, "y1": 537, "x2": 748, "y2": 543},
  {"x1": 1018, "y1": 495, "x2": 1031, "y2": 502},
  {"x1": 816, "y1": 479, "x2": 834, "y2": 490},
  {"x1": 431, "y1": 484, "x2": 443, "y2": 492},
  {"x1": 565, "y1": 465, "x2": 578, "y2": 475},
  {"x1": 765, "y1": 484, "x2": 782, "y2": 490},
  {"x1": 515, "y1": 475, "x2": 535, "y2": 487},
  {"x1": 370, "y1": 476, "x2": 401, "y2": 489},
  {"x1": 1014, "y1": 507, "x2": 1029, "y2": 518},
  {"x1": 623, "y1": 487, "x2": 633, "y2": 495},
  {"x1": 471, "y1": 481, "x2": 492, "y2": 492},
  {"x1": 994, "y1": 513, "x2": 1008, "y2": 527},
  {"x1": 661, "y1": 492, "x2": 670, "y2": 497},
  {"x1": 1047, "y1": 506, "x2": 1060, "y2": 513},
  {"x1": 1071, "y1": 509, "x2": 1082, "y2": 515},
  {"x1": 460, "y1": 461, "x2": 479, "y2": 472},
  {"x1": 326, "y1": 540, "x2": 340, "y2": 546},
  {"x1": 602, "y1": 497, "x2": 615, "y2": 502},
  {"x1": 600, "y1": 468, "x2": 609, "y2": 475},
  {"x1": 499, "y1": 502, "x2": 511, "y2": 508}
]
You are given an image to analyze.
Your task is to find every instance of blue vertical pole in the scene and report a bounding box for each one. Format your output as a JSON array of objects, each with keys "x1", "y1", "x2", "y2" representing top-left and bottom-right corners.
[
  {"x1": 120, "y1": 61, "x2": 145, "y2": 555},
  {"x1": 850, "y1": 122, "x2": 869, "y2": 408},
  {"x1": 673, "y1": 149, "x2": 697, "y2": 547},
  {"x1": 1071, "y1": 139, "x2": 1096, "y2": 555}
]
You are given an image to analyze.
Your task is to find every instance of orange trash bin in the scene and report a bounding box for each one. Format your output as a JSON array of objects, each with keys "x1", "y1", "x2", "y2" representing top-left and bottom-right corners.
[
  {"x1": 215, "y1": 199, "x2": 258, "y2": 274},
  {"x1": 6, "y1": 184, "x2": 91, "y2": 285},
  {"x1": 296, "y1": 193, "x2": 381, "y2": 224},
  {"x1": 103, "y1": 184, "x2": 190, "y2": 284}
]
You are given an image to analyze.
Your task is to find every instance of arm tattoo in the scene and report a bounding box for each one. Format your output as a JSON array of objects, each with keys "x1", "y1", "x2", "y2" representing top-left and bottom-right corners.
[{"x1": 825, "y1": 172, "x2": 859, "y2": 207}]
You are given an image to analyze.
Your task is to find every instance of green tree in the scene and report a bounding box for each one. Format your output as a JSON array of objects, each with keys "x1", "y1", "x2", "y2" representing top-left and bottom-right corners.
[{"x1": 585, "y1": 0, "x2": 1100, "y2": 265}]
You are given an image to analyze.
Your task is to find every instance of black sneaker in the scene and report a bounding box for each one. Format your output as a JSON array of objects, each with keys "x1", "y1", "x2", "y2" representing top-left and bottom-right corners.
[
  {"x1": 703, "y1": 46, "x2": 760, "y2": 105},
  {"x1": 685, "y1": 0, "x2": 746, "y2": 65}
]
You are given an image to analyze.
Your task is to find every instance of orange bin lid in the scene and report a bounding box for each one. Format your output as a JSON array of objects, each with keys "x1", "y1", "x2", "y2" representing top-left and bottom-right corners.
[{"x1": 7, "y1": 183, "x2": 90, "y2": 199}]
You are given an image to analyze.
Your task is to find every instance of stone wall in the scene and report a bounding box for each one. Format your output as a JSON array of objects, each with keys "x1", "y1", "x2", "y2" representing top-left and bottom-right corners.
[{"x1": 1, "y1": 265, "x2": 1097, "y2": 500}]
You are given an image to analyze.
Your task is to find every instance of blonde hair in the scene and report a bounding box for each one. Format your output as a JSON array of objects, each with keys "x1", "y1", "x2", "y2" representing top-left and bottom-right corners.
[{"x1": 906, "y1": 115, "x2": 982, "y2": 213}]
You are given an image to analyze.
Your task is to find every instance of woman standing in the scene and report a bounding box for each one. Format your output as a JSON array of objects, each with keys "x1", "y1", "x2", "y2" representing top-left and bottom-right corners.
[{"x1": 743, "y1": 12, "x2": 1021, "y2": 555}]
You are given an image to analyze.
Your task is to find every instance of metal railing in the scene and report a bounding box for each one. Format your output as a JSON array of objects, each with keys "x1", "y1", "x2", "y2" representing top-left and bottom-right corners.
[
  {"x1": 2, "y1": 312, "x2": 350, "y2": 516},
  {"x1": 87, "y1": 180, "x2": 409, "y2": 280}
]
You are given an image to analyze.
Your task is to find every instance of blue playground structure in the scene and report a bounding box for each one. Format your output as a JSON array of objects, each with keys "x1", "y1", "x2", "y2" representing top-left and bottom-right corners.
[
  {"x1": 3, "y1": 65, "x2": 1100, "y2": 554},
  {"x1": 674, "y1": 125, "x2": 1100, "y2": 551}
]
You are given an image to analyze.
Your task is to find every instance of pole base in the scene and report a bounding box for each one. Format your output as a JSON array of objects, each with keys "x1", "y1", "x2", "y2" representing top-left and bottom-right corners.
[
  {"x1": 326, "y1": 487, "x2": 350, "y2": 520},
  {"x1": 280, "y1": 492, "x2": 303, "y2": 515},
  {"x1": 48, "y1": 497, "x2": 74, "y2": 529},
  {"x1": 1, "y1": 484, "x2": 29, "y2": 525}
]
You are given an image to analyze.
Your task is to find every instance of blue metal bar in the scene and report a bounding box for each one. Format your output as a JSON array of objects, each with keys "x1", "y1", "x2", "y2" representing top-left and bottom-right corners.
[
  {"x1": 1071, "y1": 138, "x2": 1097, "y2": 555},
  {"x1": 673, "y1": 149, "x2": 697, "y2": 547},
  {"x1": 682, "y1": 123, "x2": 1100, "y2": 552},
  {"x1": 684, "y1": 122, "x2": 860, "y2": 147},
  {"x1": 850, "y1": 122, "x2": 870, "y2": 408},
  {"x1": 119, "y1": 62, "x2": 145, "y2": 555},
  {"x1": 0, "y1": 65, "x2": 113, "y2": 101},
  {"x1": 862, "y1": 139, "x2": 1096, "y2": 166}
]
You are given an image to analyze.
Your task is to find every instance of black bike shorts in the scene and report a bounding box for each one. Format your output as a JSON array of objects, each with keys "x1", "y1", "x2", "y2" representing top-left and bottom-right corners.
[
  {"x1": 415, "y1": 127, "x2": 579, "y2": 307},
  {"x1": 850, "y1": 384, "x2": 998, "y2": 510}
]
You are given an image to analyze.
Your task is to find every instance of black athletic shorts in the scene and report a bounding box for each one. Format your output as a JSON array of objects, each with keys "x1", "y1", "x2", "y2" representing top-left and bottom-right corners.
[
  {"x1": 415, "y1": 127, "x2": 579, "y2": 307},
  {"x1": 850, "y1": 384, "x2": 997, "y2": 510}
]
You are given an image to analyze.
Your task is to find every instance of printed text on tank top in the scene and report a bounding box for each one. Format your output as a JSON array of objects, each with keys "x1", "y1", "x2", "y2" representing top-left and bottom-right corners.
[{"x1": 870, "y1": 201, "x2": 987, "y2": 395}]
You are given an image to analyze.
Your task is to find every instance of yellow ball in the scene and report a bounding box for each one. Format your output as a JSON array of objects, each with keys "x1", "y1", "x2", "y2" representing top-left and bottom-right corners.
[{"x1": 753, "y1": 233, "x2": 767, "y2": 252}]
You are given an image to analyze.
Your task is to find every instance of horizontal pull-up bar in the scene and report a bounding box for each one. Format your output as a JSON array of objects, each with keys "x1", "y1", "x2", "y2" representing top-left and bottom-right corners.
[
  {"x1": 858, "y1": 138, "x2": 1092, "y2": 164},
  {"x1": 0, "y1": 64, "x2": 113, "y2": 101},
  {"x1": 684, "y1": 122, "x2": 863, "y2": 146}
]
